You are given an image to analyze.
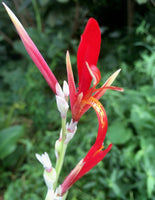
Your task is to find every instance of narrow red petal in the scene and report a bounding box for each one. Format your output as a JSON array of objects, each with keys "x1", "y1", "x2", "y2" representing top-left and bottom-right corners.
[
  {"x1": 3, "y1": 3, "x2": 58, "y2": 93},
  {"x1": 77, "y1": 144, "x2": 112, "y2": 180},
  {"x1": 66, "y1": 51, "x2": 77, "y2": 111},
  {"x1": 94, "y1": 86, "x2": 123, "y2": 100},
  {"x1": 77, "y1": 18, "x2": 101, "y2": 94},
  {"x1": 94, "y1": 69, "x2": 123, "y2": 99},
  {"x1": 104, "y1": 69, "x2": 122, "y2": 86},
  {"x1": 86, "y1": 63, "x2": 101, "y2": 86},
  {"x1": 61, "y1": 159, "x2": 84, "y2": 195},
  {"x1": 99, "y1": 86, "x2": 123, "y2": 91}
]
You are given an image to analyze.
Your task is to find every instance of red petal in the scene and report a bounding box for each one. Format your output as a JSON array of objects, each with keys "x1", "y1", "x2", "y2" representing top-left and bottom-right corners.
[
  {"x1": 66, "y1": 51, "x2": 77, "y2": 111},
  {"x1": 86, "y1": 63, "x2": 101, "y2": 86},
  {"x1": 61, "y1": 159, "x2": 84, "y2": 195},
  {"x1": 77, "y1": 18, "x2": 101, "y2": 95},
  {"x1": 3, "y1": 3, "x2": 58, "y2": 93},
  {"x1": 60, "y1": 96, "x2": 111, "y2": 195},
  {"x1": 94, "y1": 86, "x2": 123, "y2": 99},
  {"x1": 77, "y1": 144, "x2": 112, "y2": 180},
  {"x1": 94, "y1": 69, "x2": 123, "y2": 99},
  {"x1": 61, "y1": 143, "x2": 112, "y2": 195},
  {"x1": 72, "y1": 92, "x2": 83, "y2": 121}
]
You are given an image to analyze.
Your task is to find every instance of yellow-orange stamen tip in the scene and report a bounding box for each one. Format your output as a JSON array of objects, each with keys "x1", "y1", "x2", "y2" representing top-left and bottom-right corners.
[{"x1": 93, "y1": 145, "x2": 104, "y2": 156}]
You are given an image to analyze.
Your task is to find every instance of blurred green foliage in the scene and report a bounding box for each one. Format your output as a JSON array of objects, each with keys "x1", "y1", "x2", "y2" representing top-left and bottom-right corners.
[{"x1": 0, "y1": 0, "x2": 155, "y2": 199}]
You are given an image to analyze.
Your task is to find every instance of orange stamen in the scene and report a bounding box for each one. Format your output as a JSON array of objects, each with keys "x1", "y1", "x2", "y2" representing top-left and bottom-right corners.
[
  {"x1": 93, "y1": 145, "x2": 104, "y2": 156},
  {"x1": 83, "y1": 97, "x2": 105, "y2": 128}
]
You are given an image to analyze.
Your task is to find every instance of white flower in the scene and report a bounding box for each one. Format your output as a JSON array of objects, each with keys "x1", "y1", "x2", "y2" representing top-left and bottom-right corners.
[{"x1": 36, "y1": 152, "x2": 52, "y2": 171}]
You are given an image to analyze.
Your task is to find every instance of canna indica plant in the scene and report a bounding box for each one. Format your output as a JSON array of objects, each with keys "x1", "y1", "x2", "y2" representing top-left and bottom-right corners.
[{"x1": 3, "y1": 2, "x2": 123, "y2": 200}]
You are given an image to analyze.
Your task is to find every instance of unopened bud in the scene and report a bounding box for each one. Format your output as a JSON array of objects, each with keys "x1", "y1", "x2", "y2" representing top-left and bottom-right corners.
[
  {"x1": 65, "y1": 119, "x2": 78, "y2": 144},
  {"x1": 56, "y1": 83, "x2": 64, "y2": 98},
  {"x1": 63, "y1": 81, "x2": 69, "y2": 98},
  {"x1": 44, "y1": 167, "x2": 57, "y2": 189},
  {"x1": 55, "y1": 138, "x2": 62, "y2": 159},
  {"x1": 56, "y1": 95, "x2": 69, "y2": 118},
  {"x1": 66, "y1": 119, "x2": 78, "y2": 133}
]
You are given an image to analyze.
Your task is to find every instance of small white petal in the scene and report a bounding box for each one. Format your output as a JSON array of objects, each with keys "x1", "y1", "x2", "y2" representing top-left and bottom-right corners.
[
  {"x1": 54, "y1": 186, "x2": 63, "y2": 200},
  {"x1": 65, "y1": 119, "x2": 78, "y2": 143},
  {"x1": 66, "y1": 119, "x2": 78, "y2": 133},
  {"x1": 45, "y1": 187, "x2": 63, "y2": 200},
  {"x1": 65, "y1": 132, "x2": 75, "y2": 144},
  {"x1": 56, "y1": 95, "x2": 69, "y2": 118},
  {"x1": 36, "y1": 153, "x2": 44, "y2": 165},
  {"x1": 36, "y1": 152, "x2": 52, "y2": 171},
  {"x1": 56, "y1": 83, "x2": 64, "y2": 98},
  {"x1": 63, "y1": 80, "x2": 69, "y2": 97}
]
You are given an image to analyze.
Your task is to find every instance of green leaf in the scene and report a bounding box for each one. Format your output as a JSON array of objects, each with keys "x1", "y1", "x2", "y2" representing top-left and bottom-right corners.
[
  {"x1": 107, "y1": 121, "x2": 132, "y2": 144},
  {"x1": 147, "y1": 175, "x2": 155, "y2": 198},
  {"x1": 136, "y1": 0, "x2": 148, "y2": 4},
  {"x1": 0, "y1": 125, "x2": 24, "y2": 159},
  {"x1": 57, "y1": 0, "x2": 69, "y2": 3},
  {"x1": 130, "y1": 104, "x2": 154, "y2": 132}
]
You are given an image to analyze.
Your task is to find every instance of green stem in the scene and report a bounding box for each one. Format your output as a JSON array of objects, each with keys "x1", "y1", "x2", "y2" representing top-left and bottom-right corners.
[
  {"x1": 63, "y1": 191, "x2": 68, "y2": 200},
  {"x1": 31, "y1": 0, "x2": 42, "y2": 32},
  {"x1": 54, "y1": 117, "x2": 67, "y2": 189}
]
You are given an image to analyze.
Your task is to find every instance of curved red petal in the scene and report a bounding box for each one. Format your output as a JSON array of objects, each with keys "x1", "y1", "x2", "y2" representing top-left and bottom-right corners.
[
  {"x1": 77, "y1": 18, "x2": 101, "y2": 94},
  {"x1": 82, "y1": 96, "x2": 108, "y2": 148},
  {"x1": 60, "y1": 97, "x2": 110, "y2": 195}
]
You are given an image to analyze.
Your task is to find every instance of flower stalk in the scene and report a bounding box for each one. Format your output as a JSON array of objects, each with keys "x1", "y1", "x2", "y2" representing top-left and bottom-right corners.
[{"x1": 54, "y1": 117, "x2": 67, "y2": 190}]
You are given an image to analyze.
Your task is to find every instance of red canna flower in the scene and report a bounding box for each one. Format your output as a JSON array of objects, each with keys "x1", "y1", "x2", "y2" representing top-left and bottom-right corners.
[
  {"x1": 4, "y1": 3, "x2": 123, "y2": 122},
  {"x1": 60, "y1": 96, "x2": 112, "y2": 195},
  {"x1": 66, "y1": 18, "x2": 123, "y2": 122},
  {"x1": 3, "y1": 3, "x2": 58, "y2": 94}
]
